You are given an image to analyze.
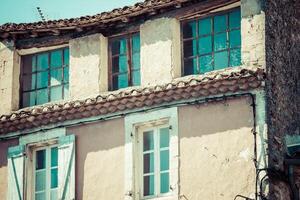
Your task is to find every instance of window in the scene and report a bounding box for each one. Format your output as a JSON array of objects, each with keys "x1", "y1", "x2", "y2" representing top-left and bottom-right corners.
[
  {"x1": 109, "y1": 33, "x2": 140, "y2": 90},
  {"x1": 182, "y1": 8, "x2": 241, "y2": 75},
  {"x1": 21, "y1": 48, "x2": 69, "y2": 108},
  {"x1": 33, "y1": 145, "x2": 58, "y2": 200},
  {"x1": 139, "y1": 126, "x2": 170, "y2": 198}
]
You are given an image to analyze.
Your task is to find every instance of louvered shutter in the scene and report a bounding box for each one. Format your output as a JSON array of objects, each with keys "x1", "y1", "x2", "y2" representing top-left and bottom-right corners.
[
  {"x1": 58, "y1": 135, "x2": 75, "y2": 200},
  {"x1": 7, "y1": 145, "x2": 25, "y2": 200}
]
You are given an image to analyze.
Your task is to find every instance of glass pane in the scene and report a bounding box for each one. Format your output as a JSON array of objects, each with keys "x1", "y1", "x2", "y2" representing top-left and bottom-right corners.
[
  {"x1": 229, "y1": 30, "x2": 241, "y2": 48},
  {"x1": 51, "y1": 147, "x2": 58, "y2": 167},
  {"x1": 183, "y1": 40, "x2": 197, "y2": 58},
  {"x1": 36, "y1": 150, "x2": 46, "y2": 170},
  {"x1": 51, "y1": 168, "x2": 58, "y2": 188},
  {"x1": 37, "y1": 71, "x2": 48, "y2": 89},
  {"x1": 184, "y1": 58, "x2": 197, "y2": 75},
  {"x1": 160, "y1": 150, "x2": 169, "y2": 171},
  {"x1": 63, "y1": 67, "x2": 69, "y2": 83},
  {"x1": 112, "y1": 39, "x2": 127, "y2": 55},
  {"x1": 132, "y1": 34, "x2": 140, "y2": 53},
  {"x1": 22, "y1": 55, "x2": 35, "y2": 74},
  {"x1": 183, "y1": 21, "x2": 197, "y2": 39},
  {"x1": 50, "y1": 86, "x2": 63, "y2": 101},
  {"x1": 35, "y1": 170, "x2": 46, "y2": 191},
  {"x1": 112, "y1": 74, "x2": 128, "y2": 90},
  {"x1": 144, "y1": 175, "x2": 154, "y2": 196},
  {"x1": 37, "y1": 53, "x2": 49, "y2": 71},
  {"x1": 64, "y1": 48, "x2": 69, "y2": 66},
  {"x1": 37, "y1": 89, "x2": 49, "y2": 105},
  {"x1": 143, "y1": 153, "x2": 154, "y2": 174},
  {"x1": 51, "y1": 189, "x2": 58, "y2": 200},
  {"x1": 200, "y1": 55, "x2": 213, "y2": 74},
  {"x1": 214, "y1": 14, "x2": 227, "y2": 33},
  {"x1": 143, "y1": 131, "x2": 154, "y2": 151},
  {"x1": 64, "y1": 84, "x2": 69, "y2": 99},
  {"x1": 229, "y1": 10, "x2": 241, "y2": 29},
  {"x1": 214, "y1": 33, "x2": 227, "y2": 51},
  {"x1": 230, "y1": 48, "x2": 241, "y2": 67},
  {"x1": 50, "y1": 50, "x2": 62, "y2": 68},
  {"x1": 160, "y1": 172, "x2": 169, "y2": 194},
  {"x1": 160, "y1": 128, "x2": 169, "y2": 148},
  {"x1": 214, "y1": 51, "x2": 229, "y2": 70},
  {"x1": 112, "y1": 56, "x2": 127, "y2": 73},
  {"x1": 35, "y1": 192, "x2": 46, "y2": 200},
  {"x1": 198, "y1": 36, "x2": 212, "y2": 55},
  {"x1": 50, "y1": 69, "x2": 62, "y2": 86},
  {"x1": 23, "y1": 74, "x2": 36, "y2": 91},
  {"x1": 22, "y1": 91, "x2": 36, "y2": 107},
  {"x1": 132, "y1": 52, "x2": 140, "y2": 70},
  {"x1": 32, "y1": 56, "x2": 37, "y2": 72},
  {"x1": 199, "y1": 18, "x2": 212, "y2": 35},
  {"x1": 132, "y1": 70, "x2": 141, "y2": 86}
]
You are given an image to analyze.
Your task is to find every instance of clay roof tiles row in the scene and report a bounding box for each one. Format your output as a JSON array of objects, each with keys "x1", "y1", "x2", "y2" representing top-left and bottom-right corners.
[{"x1": 0, "y1": 67, "x2": 265, "y2": 135}]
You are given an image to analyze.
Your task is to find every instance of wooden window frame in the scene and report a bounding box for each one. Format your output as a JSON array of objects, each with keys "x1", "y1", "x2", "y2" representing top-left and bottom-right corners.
[
  {"x1": 180, "y1": 7, "x2": 241, "y2": 76},
  {"x1": 108, "y1": 32, "x2": 140, "y2": 91}
]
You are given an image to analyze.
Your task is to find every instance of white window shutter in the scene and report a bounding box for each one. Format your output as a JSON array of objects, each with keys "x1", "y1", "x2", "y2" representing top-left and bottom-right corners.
[
  {"x1": 58, "y1": 134, "x2": 75, "y2": 200},
  {"x1": 7, "y1": 145, "x2": 25, "y2": 200}
]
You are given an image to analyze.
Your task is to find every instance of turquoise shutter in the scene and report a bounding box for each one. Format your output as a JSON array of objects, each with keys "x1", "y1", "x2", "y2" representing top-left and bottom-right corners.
[
  {"x1": 58, "y1": 135, "x2": 75, "y2": 200},
  {"x1": 7, "y1": 145, "x2": 25, "y2": 200}
]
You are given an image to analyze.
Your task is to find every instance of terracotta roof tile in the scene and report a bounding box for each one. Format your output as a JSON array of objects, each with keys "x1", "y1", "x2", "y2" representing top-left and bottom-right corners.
[{"x1": 0, "y1": 67, "x2": 265, "y2": 135}]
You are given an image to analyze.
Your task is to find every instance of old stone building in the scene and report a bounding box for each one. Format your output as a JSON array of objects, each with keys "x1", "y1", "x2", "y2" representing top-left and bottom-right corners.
[{"x1": 0, "y1": 0, "x2": 298, "y2": 200}]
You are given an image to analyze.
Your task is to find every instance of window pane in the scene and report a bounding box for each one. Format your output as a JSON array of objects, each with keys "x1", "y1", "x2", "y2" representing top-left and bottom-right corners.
[
  {"x1": 229, "y1": 10, "x2": 241, "y2": 29},
  {"x1": 112, "y1": 56, "x2": 127, "y2": 73},
  {"x1": 22, "y1": 91, "x2": 36, "y2": 107},
  {"x1": 64, "y1": 48, "x2": 69, "y2": 66},
  {"x1": 50, "y1": 50, "x2": 62, "y2": 68},
  {"x1": 144, "y1": 175, "x2": 154, "y2": 196},
  {"x1": 144, "y1": 153, "x2": 154, "y2": 174},
  {"x1": 23, "y1": 74, "x2": 36, "y2": 91},
  {"x1": 214, "y1": 51, "x2": 229, "y2": 70},
  {"x1": 37, "y1": 53, "x2": 48, "y2": 71},
  {"x1": 200, "y1": 55, "x2": 214, "y2": 74},
  {"x1": 50, "y1": 69, "x2": 62, "y2": 86},
  {"x1": 50, "y1": 86, "x2": 63, "y2": 101},
  {"x1": 132, "y1": 34, "x2": 140, "y2": 53},
  {"x1": 184, "y1": 58, "x2": 197, "y2": 75},
  {"x1": 51, "y1": 189, "x2": 58, "y2": 200},
  {"x1": 22, "y1": 55, "x2": 35, "y2": 74},
  {"x1": 51, "y1": 147, "x2": 58, "y2": 167},
  {"x1": 35, "y1": 170, "x2": 46, "y2": 191},
  {"x1": 214, "y1": 14, "x2": 227, "y2": 33},
  {"x1": 229, "y1": 30, "x2": 241, "y2": 48},
  {"x1": 64, "y1": 84, "x2": 69, "y2": 99},
  {"x1": 198, "y1": 36, "x2": 212, "y2": 55},
  {"x1": 132, "y1": 52, "x2": 140, "y2": 70},
  {"x1": 112, "y1": 74, "x2": 128, "y2": 90},
  {"x1": 36, "y1": 150, "x2": 46, "y2": 170},
  {"x1": 51, "y1": 168, "x2": 58, "y2": 188},
  {"x1": 143, "y1": 131, "x2": 154, "y2": 151},
  {"x1": 214, "y1": 33, "x2": 227, "y2": 51},
  {"x1": 183, "y1": 40, "x2": 197, "y2": 58},
  {"x1": 63, "y1": 67, "x2": 69, "y2": 83},
  {"x1": 160, "y1": 172, "x2": 169, "y2": 194},
  {"x1": 37, "y1": 89, "x2": 49, "y2": 105},
  {"x1": 183, "y1": 21, "x2": 197, "y2": 39},
  {"x1": 160, "y1": 128, "x2": 169, "y2": 148},
  {"x1": 35, "y1": 192, "x2": 46, "y2": 200},
  {"x1": 160, "y1": 150, "x2": 169, "y2": 171},
  {"x1": 199, "y1": 18, "x2": 211, "y2": 36},
  {"x1": 132, "y1": 70, "x2": 141, "y2": 86},
  {"x1": 112, "y1": 39, "x2": 127, "y2": 55},
  {"x1": 37, "y1": 71, "x2": 48, "y2": 89},
  {"x1": 230, "y1": 48, "x2": 241, "y2": 67}
]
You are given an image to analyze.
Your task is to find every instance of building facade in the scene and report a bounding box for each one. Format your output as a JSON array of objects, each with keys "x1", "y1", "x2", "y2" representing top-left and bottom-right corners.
[{"x1": 0, "y1": 0, "x2": 297, "y2": 199}]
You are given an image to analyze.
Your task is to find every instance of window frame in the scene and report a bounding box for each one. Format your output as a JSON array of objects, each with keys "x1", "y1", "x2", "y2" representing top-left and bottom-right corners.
[
  {"x1": 180, "y1": 7, "x2": 241, "y2": 76},
  {"x1": 19, "y1": 47, "x2": 70, "y2": 108},
  {"x1": 108, "y1": 32, "x2": 140, "y2": 91}
]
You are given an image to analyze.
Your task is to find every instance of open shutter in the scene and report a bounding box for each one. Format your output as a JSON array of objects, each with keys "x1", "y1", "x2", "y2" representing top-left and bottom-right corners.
[
  {"x1": 7, "y1": 145, "x2": 25, "y2": 200},
  {"x1": 58, "y1": 134, "x2": 75, "y2": 200}
]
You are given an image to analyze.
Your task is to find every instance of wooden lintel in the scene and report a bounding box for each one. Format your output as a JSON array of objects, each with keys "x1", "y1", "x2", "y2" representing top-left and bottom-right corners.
[
  {"x1": 75, "y1": 27, "x2": 83, "y2": 32},
  {"x1": 51, "y1": 29, "x2": 60, "y2": 36}
]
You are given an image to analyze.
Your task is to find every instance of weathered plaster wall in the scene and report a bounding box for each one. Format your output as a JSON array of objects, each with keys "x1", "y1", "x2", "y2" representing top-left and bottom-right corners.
[
  {"x1": 0, "y1": 41, "x2": 20, "y2": 115},
  {"x1": 178, "y1": 97, "x2": 256, "y2": 199},
  {"x1": 67, "y1": 118, "x2": 125, "y2": 200},
  {"x1": 241, "y1": 0, "x2": 265, "y2": 68},
  {"x1": 69, "y1": 33, "x2": 108, "y2": 100},
  {"x1": 0, "y1": 138, "x2": 18, "y2": 200},
  {"x1": 140, "y1": 17, "x2": 181, "y2": 86},
  {"x1": 265, "y1": 0, "x2": 300, "y2": 199}
]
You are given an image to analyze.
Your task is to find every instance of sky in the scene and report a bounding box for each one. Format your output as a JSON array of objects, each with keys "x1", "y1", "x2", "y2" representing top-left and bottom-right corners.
[{"x1": 0, "y1": 0, "x2": 142, "y2": 25}]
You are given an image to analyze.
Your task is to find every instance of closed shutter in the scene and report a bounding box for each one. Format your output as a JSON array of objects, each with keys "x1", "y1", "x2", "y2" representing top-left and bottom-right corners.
[
  {"x1": 7, "y1": 145, "x2": 25, "y2": 200},
  {"x1": 58, "y1": 135, "x2": 75, "y2": 200}
]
